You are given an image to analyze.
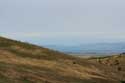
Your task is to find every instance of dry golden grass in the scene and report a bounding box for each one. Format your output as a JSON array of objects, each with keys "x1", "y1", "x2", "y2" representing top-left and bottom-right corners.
[{"x1": 0, "y1": 36, "x2": 125, "y2": 83}]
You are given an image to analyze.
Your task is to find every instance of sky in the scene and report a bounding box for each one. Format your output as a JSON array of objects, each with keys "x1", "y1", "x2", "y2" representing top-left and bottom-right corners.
[{"x1": 0, "y1": 0, "x2": 125, "y2": 45}]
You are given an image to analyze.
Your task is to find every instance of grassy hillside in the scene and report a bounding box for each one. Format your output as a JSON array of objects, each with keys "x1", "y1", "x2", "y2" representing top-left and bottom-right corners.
[{"x1": 0, "y1": 36, "x2": 125, "y2": 83}]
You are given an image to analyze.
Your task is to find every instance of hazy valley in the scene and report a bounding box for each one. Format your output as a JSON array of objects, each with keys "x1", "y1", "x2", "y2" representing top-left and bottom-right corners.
[{"x1": 44, "y1": 43, "x2": 125, "y2": 55}]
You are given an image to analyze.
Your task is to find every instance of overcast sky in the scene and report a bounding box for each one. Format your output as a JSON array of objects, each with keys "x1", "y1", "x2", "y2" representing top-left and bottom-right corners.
[{"x1": 0, "y1": 0, "x2": 125, "y2": 45}]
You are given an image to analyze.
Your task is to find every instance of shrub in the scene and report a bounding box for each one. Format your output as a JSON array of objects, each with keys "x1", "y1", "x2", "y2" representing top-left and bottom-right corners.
[{"x1": 120, "y1": 80, "x2": 125, "y2": 83}]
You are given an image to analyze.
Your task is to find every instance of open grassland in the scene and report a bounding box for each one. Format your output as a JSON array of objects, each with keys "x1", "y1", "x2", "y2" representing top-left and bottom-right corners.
[{"x1": 0, "y1": 36, "x2": 125, "y2": 83}]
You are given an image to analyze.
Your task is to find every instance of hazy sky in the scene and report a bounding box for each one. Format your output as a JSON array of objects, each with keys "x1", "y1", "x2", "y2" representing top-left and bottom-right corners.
[{"x1": 0, "y1": 0, "x2": 125, "y2": 45}]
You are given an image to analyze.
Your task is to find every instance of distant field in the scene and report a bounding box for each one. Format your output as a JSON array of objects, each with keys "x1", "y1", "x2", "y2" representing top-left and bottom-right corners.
[{"x1": 69, "y1": 53, "x2": 118, "y2": 58}]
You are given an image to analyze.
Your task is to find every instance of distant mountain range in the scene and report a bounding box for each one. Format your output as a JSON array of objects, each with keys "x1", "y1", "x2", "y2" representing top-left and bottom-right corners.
[{"x1": 43, "y1": 43, "x2": 125, "y2": 55}]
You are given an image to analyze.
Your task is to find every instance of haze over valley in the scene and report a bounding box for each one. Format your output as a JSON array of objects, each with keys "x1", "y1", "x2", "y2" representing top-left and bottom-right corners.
[{"x1": 44, "y1": 43, "x2": 125, "y2": 55}]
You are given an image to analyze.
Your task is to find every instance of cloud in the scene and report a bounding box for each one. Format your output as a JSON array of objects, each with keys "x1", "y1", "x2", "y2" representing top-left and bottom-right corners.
[
  {"x1": 0, "y1": 32, "x2": 41, "y2": 38},
  {"x1": 1, "y1": 31, "x2": 125, "y2": 45},
  {"x1": 1, "y1": 31, "x2": 125, "y2": 39}
]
